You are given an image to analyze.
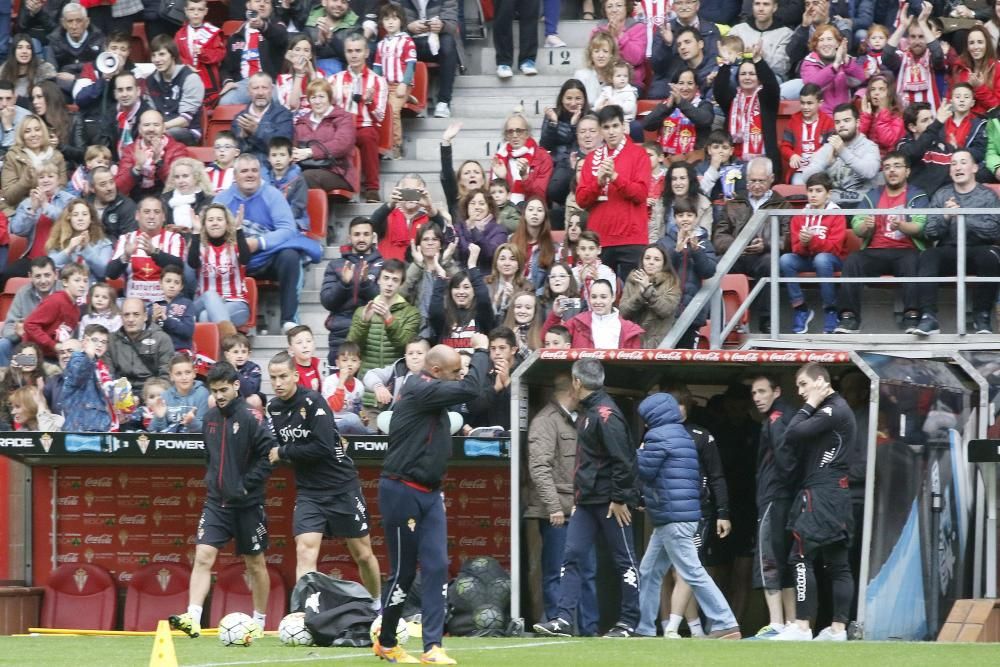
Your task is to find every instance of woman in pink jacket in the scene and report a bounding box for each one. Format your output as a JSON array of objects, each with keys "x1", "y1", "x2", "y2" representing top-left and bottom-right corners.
[
  {"x1": 291, "y1": 79, "x2": 357, "y2": 192},
  {"x1": 859, "y1": 74, "x2": 905, "y2": 158},
  {"x1": 591, "y1": 0, "x2": 647, "y2": 91},
  {"x1": 800, "y1": 24, "x2": 866, "y2": 115}
]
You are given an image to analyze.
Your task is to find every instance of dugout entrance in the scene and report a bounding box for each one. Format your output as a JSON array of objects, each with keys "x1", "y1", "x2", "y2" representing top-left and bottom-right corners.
[{"x1": 510, "y1": 349, "x2": 997, "y2": 640}]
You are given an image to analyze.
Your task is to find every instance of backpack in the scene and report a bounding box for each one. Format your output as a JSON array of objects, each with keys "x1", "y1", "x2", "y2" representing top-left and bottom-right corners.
[{"x1": 290, "y1": 573, "x2": 378, "y2": 647}]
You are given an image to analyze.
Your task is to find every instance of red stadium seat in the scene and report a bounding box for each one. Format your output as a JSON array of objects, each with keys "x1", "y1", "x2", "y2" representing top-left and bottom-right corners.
[
  {"x1": 8, "y1": 235, "x2": 26, "y2": 263},
  {"x1": 209, "y1": 564, "x2": 287, "y2": 631},
  {"x1": 106, "y1": 277, "x2": 125, "y2": 295},
  {"x1": 695, "y1": 274, "x2": 750, "y2": 348},
  {"x1": 131, "y1": 23, "x2": 150, "y2": 63},
  {"x1": 240, "y1": 277, "x2": 258, "y2": 334},
  {"x1": 40, "y1": 564, "x2": 117, "y2": 630},
  {"x1": 405, "y1": 62, "x2": 429, "y2": 114},
  {"x1": 773, "y1": 183, "x2": 807, "y2": 207},
  {"x1": 378, "y1": 117, "x2": 393, "y2": 155},
  {"x1": 986, "y1": 183, "x2": 1000, "y2": 198},
  {"x1": 193, "y1": 322, "x2": 220, "y2": 360},
  {"x1": 550, "y1": 230, "x2": 566, "y2": 244},
  {"x1": 328, "y1": 149, "x2": 361, "y2": 202},
  {"x1": 3, "y1": 276, "x2": 30, "y2": 295},
  {"x1": 306, "y1": 188, "x2": 329, "y2": 241},
  {"x1": 637, "y1": 99, "x2": 659, "y2": 143},
  {"x1": 0, "y1": 294, "x2": 14, "y2": 323},
  {"x1": 186, "y1": 146, "x2": 216, "y2": 164},
  {"x1": 222, "y1": 20, "x2": 244, "y2": 37},
  {"x1": 122, "y1": 563, "x2": 190, "y2": 631},
  {"x1": 205, "y1": 105, "x2": 244, "y2": 147}
]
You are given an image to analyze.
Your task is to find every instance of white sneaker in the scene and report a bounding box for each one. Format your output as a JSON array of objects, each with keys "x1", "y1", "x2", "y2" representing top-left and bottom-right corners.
[
  {"x1": 544, "y1": 34, "x2": 567, "y2": 48},
  {"x1": 663, "y1": 630, "x2": 682, "y2": 639},
  {"x1": 433, "y1": 102, "x2": 451, "y2": 118},
  {"x1": 281, "y1": 321, "x2": 298, "y2": 335},
  {"x1": 771, "y1": 624, "x2": 814, "y2": 641},
  {"x1": 496, "y1": 65, "x2": 514, "y2": 79},
  {"x1": 813, "y1": 627, "x2": 847, "y2": 641}
]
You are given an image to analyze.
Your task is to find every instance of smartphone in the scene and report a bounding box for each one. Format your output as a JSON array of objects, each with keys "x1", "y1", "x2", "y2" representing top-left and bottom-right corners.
[
  {"x1": 562, "y1": 297, "x2": 581, "y2": 310},
  {"x1": 399, "y1": 188, "x2": 422, "y2": 202},
  {"x1": 246, "y1": 9, "x2": 258, "y2": 19},
  {"x1": 12, "y1": 353, "x2": 36, "y2": 367}
]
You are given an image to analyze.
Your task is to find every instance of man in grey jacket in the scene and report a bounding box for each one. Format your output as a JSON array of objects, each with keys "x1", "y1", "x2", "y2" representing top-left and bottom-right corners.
[
  {"x1": 106, "y1": 297, "x2": 175, "y2": 395},
  {"x1": 0, "y1": 257, "x2": 58, "y2": 365},
  {"x1": 801, "y1": 103, "x2": 881, "y2": 205},
  {"x1": 910, "y1": 150, "x2": 1000, "y2": 336}
]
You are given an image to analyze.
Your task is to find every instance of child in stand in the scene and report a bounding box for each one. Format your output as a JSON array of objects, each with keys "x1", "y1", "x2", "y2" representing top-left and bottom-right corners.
[
  {"x1": 373, "y1": 2, "x2": 417, "y2": 160},
  {"x1": 594, "y1": 60, "x2": 640, "y2": 140},
  {"x1": 67, "y1": 145, "x2": 114, "y2": 197},
  {"x1": 175, "y1": 0, "x2": 225, "y2": 107},
  {"x1": 205, "y1": 131, "x2": 240, "y2": 194},
  {"x1": 572, "y1": 230, "x2": 617, "y2": 303},
  {"x1": 23, "y1": 263, "x2": 90, "y2": 360},
  {"x1": 781, "y1": 83, "x2": 834, "y2": 184},
  {"x1": 555, "y1": 211, "x2": 586, "y2": 266},
  {"x1": 860, "y1": 24, "x2": 891, "y2": 79},
  {"x1": 696, "y1": 130, "x2": 746, "y2": 200},
  {"x1": 148, "y1": 353, "x2": 210, "y2": 434},
  {"x1": 222, "y1": 333, "x2": 263, "y2": 410},
  {"x1": 489, "y1": 178, "x2": 523, "y2": 233},
  {"x1": 363, "y1": 336, "x2": 429, "y2": 410},
  {"x1": 78, "y1": 282, "x2": 123, "y2": 336},
  {"x1": 287, "y1": 324, "x2": 324, "y2": 392},
  {"x1": 140, "y1": 377, "x2": 171, "y2": 431},
  {"x1": 645, "y1": 141, "x2": 667, "y2": 243},
  {"x1": 779, "y1": 172, "x2": 847, "y2": 334},
  {"x1": 150, "y1": 265, "x2": 195, "y2": 353},
  {"x1": 265, "y1": 137, "x2": 309, "y2": 233},
  {"x1": 321, "y1": 341, "x2": 374, "y2": 434}
]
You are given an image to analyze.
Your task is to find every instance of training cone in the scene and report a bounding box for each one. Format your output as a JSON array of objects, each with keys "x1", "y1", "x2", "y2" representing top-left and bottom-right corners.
[{"x1": 149, "y1": 620, "x2": 178, "y2": 667}]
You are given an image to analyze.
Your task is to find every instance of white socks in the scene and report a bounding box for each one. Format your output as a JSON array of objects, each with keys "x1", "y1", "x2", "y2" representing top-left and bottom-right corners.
[
  {"x1": 253, "y1": 611, "x2": 266, "y2": 627},
  {"x1": 665, "y1": 614, "x2": 683, "y2": 633},
  {"x1": 187, "y1": 604, "x2": 202, "y2": 621},
  {"x1": 687, "y1": 619, "x2": 704, "y2": 637}
]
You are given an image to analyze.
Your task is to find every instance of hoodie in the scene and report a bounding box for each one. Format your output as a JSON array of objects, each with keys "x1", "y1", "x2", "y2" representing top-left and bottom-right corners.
[
  {"x1": 149, "y1": 380, "x2": 211, "y2": 433},
  {"x1": 637, "y1": 393, "x2": 701, "y2": 526},
  {"x1": 265, "y1": 164, "x2": 310, "y2": 233}
]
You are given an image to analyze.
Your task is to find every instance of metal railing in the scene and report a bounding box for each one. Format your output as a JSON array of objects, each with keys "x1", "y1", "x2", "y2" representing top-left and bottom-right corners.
[{"x1": 659, "y1": 206, "x2": 1000, "y2": 348}]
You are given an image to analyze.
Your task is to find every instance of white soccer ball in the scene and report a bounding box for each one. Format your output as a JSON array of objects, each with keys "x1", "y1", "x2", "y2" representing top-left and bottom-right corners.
[
  {"x1": 279, "y1": 612, "x2": 314, "y2": 646},
  {"x1": 218, "y1": 612, "x2": 259, "y2": 647},
  {"x1": 370, "y1": 614, "x2": 410, "y2": 645}
]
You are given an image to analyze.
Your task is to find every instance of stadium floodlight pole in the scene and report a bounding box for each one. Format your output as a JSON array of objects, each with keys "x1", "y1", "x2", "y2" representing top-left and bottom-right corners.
[{"x1": 957, "y1": 215, "x2": 967, "y2": 336}]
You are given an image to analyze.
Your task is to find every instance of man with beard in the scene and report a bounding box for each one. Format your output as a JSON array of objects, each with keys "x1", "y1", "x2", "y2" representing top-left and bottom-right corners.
[
  {"x1": 881, "y1": 8, "x2": 946, "y2": 110},
  {"x1": 801, "y1": 103, "x2": 881, "y2": 205},
  {"x1": 834, "y1": 152, "x2": 928, "y2": 334}
]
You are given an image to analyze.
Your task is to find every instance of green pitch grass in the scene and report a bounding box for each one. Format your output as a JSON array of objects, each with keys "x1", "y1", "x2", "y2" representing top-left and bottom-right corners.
[{"x1": 0, "y1": 635, "x2": 998, "y2": 667}]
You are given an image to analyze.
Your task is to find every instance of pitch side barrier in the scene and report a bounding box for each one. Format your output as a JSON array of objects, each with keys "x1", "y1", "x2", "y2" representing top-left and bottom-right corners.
[{"x1": 666, "y1": 207, "x2": 1000, "y2": 349}]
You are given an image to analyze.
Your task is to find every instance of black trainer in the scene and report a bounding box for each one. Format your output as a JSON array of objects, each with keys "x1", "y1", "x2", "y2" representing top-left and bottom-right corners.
[
  {"x1": 603, "y1": 623, "x2": 637, "y2": 638},
  {"x1": 901, "y1": 310, "x2": 920, "y2": 332},
  {"x1": 758, "y1": 317, "x2": 772, "y2": 334},
  {"x1": 973, "y1": 311, "x2": 993, "y2": 334},
  {"x1": 912, "y1": 313, "x2": 940, "y2": 336},
  {"x1": 834, "y1": 313, "x2": 860, "y2": 333},
  {"x1": 533, "y1": 618, "x2": 573, "y2": 637}
]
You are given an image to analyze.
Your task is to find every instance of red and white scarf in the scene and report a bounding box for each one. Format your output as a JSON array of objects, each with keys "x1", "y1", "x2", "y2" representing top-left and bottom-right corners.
[
  {"x1": 893, "y1": 0, "x2": 908, "y2": 29},
  {"x1": 897, "y1": 49, "x2": 937, "y2": 111},
  {"x1": 135, "y1": 136, "x2": 174, "y2": 190},
  {"x1": 635, "y1": 0, "x2": 673, "y2": 57},
  {"x1": 590, "y1": 137, "x2": 627, "y2": 199},
  {"x1": 96, "y1": 358, "x2": 120, "y2": 432},
  {"x1": 495, "y1": 137, "x2": 539, "y2": 204},
  {"x1": 116, "y1": 102, "x2": 141, "y2": 157},
  {"x1": 799, "y1": 117, "x2": 821, "y2": 168},
  {"x1": 658, "y1": 95, "x2": 700, "y2": 155},
  {"x1": 728, "y1": 87, "x2": 764, "y2": 159}
]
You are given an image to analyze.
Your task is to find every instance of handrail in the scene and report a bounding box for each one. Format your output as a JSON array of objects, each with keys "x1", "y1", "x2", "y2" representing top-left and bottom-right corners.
[{"x1": 658, "y1": 206, "x2": 1000, "y2": 348}]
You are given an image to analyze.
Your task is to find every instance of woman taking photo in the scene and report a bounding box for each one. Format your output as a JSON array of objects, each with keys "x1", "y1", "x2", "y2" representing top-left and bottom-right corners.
[
  {"x1": 539, "y1": 261, "x2": 585, "y2": 322},
  {"x1": 291, "y1": 79, "x2": 358, "y2": 191},
  {"x1": 428, "y1": 244, "x2": 495, "y2": 347},
  {"x1": 486, "y1": 243, "x2": 530, "y2": 322},
  {"x1": 619, "y1": 244, "x2": 682, "y2": 348},
  {"x1": 541, "y1": 79, "x2": 589, "y2": 207},
  {"x1": 277, "y1": 35, "x2": 326, "y2": 114},
  {"x1": 46, "y1": 198, "x2": 112, "y2": 280},
  {"x1": 491, "y1": 113, "x2": 553, "y2": 206},
  {"x1": 440, "y1": 122, "x2": 488, "y2": 223},
  {"x1": 0, "y1": 34, "x2": 56, "y2": 108},
  {"x1": 0, "y1": 342, "x2": 59, "y2": 429},
  {"x1": 542, "y1": 278, "x2": 643, "y2": 348},
  {"x1": 0, "y1": 114, "x2": 67, "y2": 215}
]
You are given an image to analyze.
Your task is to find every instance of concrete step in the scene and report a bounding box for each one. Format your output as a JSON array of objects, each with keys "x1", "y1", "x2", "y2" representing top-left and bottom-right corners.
[
  {"x1": 453, "y1": 73, "x2": 576, "y2": 90},
  {"x1": 466, "y1": 47, "x2": 587, "y2": 76}
]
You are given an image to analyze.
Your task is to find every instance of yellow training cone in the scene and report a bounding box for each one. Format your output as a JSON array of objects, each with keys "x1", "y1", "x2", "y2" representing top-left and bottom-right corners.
[{"x1": 149, "y1": 620, "x2": 179, "y2": 667}]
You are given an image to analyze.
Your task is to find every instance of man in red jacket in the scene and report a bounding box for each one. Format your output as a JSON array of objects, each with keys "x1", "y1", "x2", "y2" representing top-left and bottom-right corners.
[
  {"x1": 23, "y1": 264, "x2": 90, "y2": 360},
  {"x1": 116, "y1": 110, "x2": 189, "y2": 199},
  {"x1": 576, "y1": 105, "x2": 651, "y2": 280}
]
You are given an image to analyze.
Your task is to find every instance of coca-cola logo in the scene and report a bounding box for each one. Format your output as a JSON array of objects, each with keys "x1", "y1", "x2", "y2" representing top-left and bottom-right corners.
[
  {"x1": 805, "y1": 352, "x2": 841, "y2": 363},
  {"x1": 653, "y1": 350, "x2": 685, "y2": 361},
  {"x1": 118, "y1": 515, "x2": 147, "y2": 525},
  {"x1": 459, "y1": 537, "x2": 487, "y2": 547},
  {"x1": 85, "y1": 477, "x2": 112, "y2": 488},
  {"x1": 614, "y1": 351, "x2": 646, "y2": 361},
  {"x1": 56, "y1": 554, "x2": 80, "y2": 563},
  {"x1": 153, "y1": 496, "x2": 181, "y2": 506},
  {"x1": 265, "y1": 554, "x2": 283, "y2": 565},
  {"x1": 540, "y1": 350, "x2": 570, "y2": 360},
  {"x1": 186, "y1": 479, "x2": 206, "y2": 488},
  {"x1": 764, "y1": 351, "x2": 800, "y2": 363},
  {"x1": 728, "y1": 351, "x2": 761, "y2": 363},
  {"x1": 577, "y1": 350, "x2": 607, "y2": 359},
  {"x1": 84, "y1": 534, "x2": 113, "y2": 545},
  {"x1": 360, "y1": 478, "x2": 379, "y2": 489},
  {"x1": 153, "y1": 553, "x2": 181, "y2": 563},
  {"x1": 690, "y1": 351, "x2": 721, "y2": 362},
  {"x1": 58, "y1": 496, "x2": 79, "y2": 506},
  {"x1": 459, "y1": 479, "x2": 486, "y2": 489},
  {"x1": 493, "y1": 516, "x2": 510, "y2": 527},
  {"x1": 265, "y1": 497, "x2": 283, "y2": 507},
  {"x1": 320, "y1": 554, "x2": 350, "y2": 563},
  {"x1": 118, "y1": 573, "x2": 134, "y2": 583}
]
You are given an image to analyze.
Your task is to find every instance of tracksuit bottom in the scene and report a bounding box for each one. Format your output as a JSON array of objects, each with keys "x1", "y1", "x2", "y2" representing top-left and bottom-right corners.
[
  {"x1": 790, "y1": 538, "x2": 853, "y2": 625},
  {"x1": 917, "y1": 244, "x2": 1000, "y2": 314},
  {"x1": 377, "y1": 477, "x2": 448, "y2": 651},
  {"x1": 555, "y1": 503, "x2": 640, "y2": 631}
]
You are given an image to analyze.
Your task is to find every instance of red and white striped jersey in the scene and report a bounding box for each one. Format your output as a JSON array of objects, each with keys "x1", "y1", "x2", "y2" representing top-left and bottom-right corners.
[
  {"x1": 374, "y1": 32, "x2": 417, "y2": 84},
  {"x1": 198, "y1": 243, "x2": 247, "y2": 303},
  {"x1": 206, "y1": 165, "x2": 234, "y2": 194},
  {"x1": 112, "y1": 229, "x2": 186, "y2": 302},
  {"x1": 328, "y1": 67, "x2": 388, "y2": 128}
]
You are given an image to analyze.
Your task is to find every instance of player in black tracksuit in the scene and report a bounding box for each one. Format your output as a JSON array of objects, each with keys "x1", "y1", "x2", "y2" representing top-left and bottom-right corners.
[
  {"x1": 374, "y1": 336, "x2": 492, "y2": 664},
  {"x1": 171, "y1": 361, "x2": 274, "y2": 638},
  {"x1": 265, "y1": 352, "x2": 381, "y2": 599},
  {"x1": 775, "y1": 363, "x2": 856, "y2": 642},
  {"x1": 534, "y1": 358, "x2": 641, "y2": 638}
]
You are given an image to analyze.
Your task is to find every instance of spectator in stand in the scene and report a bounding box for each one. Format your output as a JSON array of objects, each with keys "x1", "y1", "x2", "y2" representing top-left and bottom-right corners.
[
  {"x1": 439, "y1": 122, "x2": 487, "y2": 222},
  {"x1": 619, "y1": 244, "x2": 681, "y2": 348},
  {"x1": 715, "y1": 45, "x2": 783, "y2": 183},
  {"x1": 115, "y1": 110, "x2": 188, "y2": 200},
  {"x1": 276, "y1": 35, "x2": 326, "y2": 115},
  {"x1": 461, "y1": 190, "x2": 507, "y2": 274},
  {"x1": 572, "y1": 231, "x2": 616, "y2": 303},
  {"x1": 883, "y1": 5, "x2": 944, "y2": 110},
  {"x1": 503, "y1": 291, "x2": 544, "y2": 358},
  {"x1": 148, "y1": 354, "x2": 211, "y2": 433},
  {"x1": 397, "y1": 0, "x2": 462, "y2": 118},
  {"x1": 32, "y1": 80, "x2": 85, "y2": 168},
  {"x1": 539, "y1": 261, "x2": 585, "y2": 323},
  {"x1": 107, "y1": 196, "x2": 186, "y2": 303},
  {"x1": 493, "y1": 0, "x2": 540, "y2": 79},
  {"x1": 17, "y1": 0, "x2": 59, "y2": 47},
  {"x1": 264, "y1": 137, "x2": 309, "y2": 234},
  {"x1": 401, "y1": 222, "x2": 457, "y2": 338},
  {"x1": 145, "y1": 35, "x2": 206, "y2": 146},
  {"x1": 45, "y1": 197, "x2": 112, "y2": 280},
  {"x1": 89, "y1": 72, "x2": 148, "y2": 162},
  {"x1": 466, "y1": 325, "x2": 519, "y2": 429},
  {"x1": 577, "y1": 105, "x2": 650, "y2": 280},
  {"x1": 541, "y1": 80, "x2": 589, "y2": 209},
  {"x1": 644, "y1": 68, "x2": 715, "y2": 159},
  {"x1": 291, "y1": 78, "x2": 358, "y2": 193},
  {"x1": 860, "y1": 74, "x2": 905, "y2": 157},
  {"x1": 372, "y1": 174, "x2": 444, "y2": 262},
  {"x1": 23, "y1": 263, "x2": 89, "y2": 360},
  {"x1": 0, "y1": 34, "x2": 56, "y2": 109},
  {"x1": 801, "y1": 103, "x2": 881, "y2": 205},
  {"x1": 486, "y1": 244, "x2": 530, "y2": 322},
  {"x1": 658, "y1": 196, "x2": 717, "y2": 347},
  {"x1": 50, "y1": 4, "x2": 105, "y2": 95},
  {"x1": 835, "y1": 151, "x2": 926, "y2": 333},
  {"x1": 374, "y1": 2, "x2": 417, "y2": 160},
  {"x1": 902, "y1": 93, "x2": 987, "y2": 196},
  {"x1": 60, "y1": 324, "x2": 114, "y2": 431},
  {"x1": 492, "y1": 113, "x2": 553, "y2": 207},
  {"x1": 187, "y1": 203, "x2": 252, "y2": 330},
  {"x1": 542, "y1": 278, "x2": 643, "y2": 349},
  {"x1": 490, "y1": 179, "x2": 522, "y2": 233},
  {"x1": 0, "y1": 82, "x2": 30, "y2": 159},
  {"x1": 3, "y1": 163, "x2": 73, "y2": 288},
  {"x1": 218, "y1": 0, "x2": 288, "y2": 106},
  {"x1": 662, "y1": 161, "x2": 713, "y2": 238},
  {"x1": 695, "y1": 130, "x2": 747, "y2": 201},
  {"x1": 0, "y1": 256, "x2": 56, "y2": 365},
  {"x1": 329, "y1": 33, "x2": 387, "y2": 203},
  {"x1": 162, "y1": 158, "x2": 213, "y2": 231},
  {"x1": 70, "y1": 31, "x2": 134, "y2": 153},
  {"x1": 800, "y1": 26, "x2": 865, "y2": 116},
  {"x1": 951, "y1": 25, "x2": 1000, "y2": 117},
  {"x1": 510, "y1": 197, "x2": 558, "y2": 292},
  {"x1": 593, "y1": 60, "x2": 640, "y2": 138},
  {"x1": 304, "y1": 0, "x2": 362, "y2": 75},
  {"x1": 89, "y1": 166, "x2": 137, "y2": 246},
  {"x1": 176, "y1": 0, "x2": 225, "y2": 108},
  {"x1": 221, "y1": 332, "x2": 264, "y2": 409},
  {"x1": 591, "y1": 0, "x2": 647, "y2": 92},
  {"x1": 573, "y1": 31, "x2": 619, "y2": 104},
  {"x1": 231, "y1": 73, "x2": 293, "y2": 162},
  {"x1": 726, "y1": 0, "x2": 793, "y2": 81},
  {"x1": 321, "y1": 341, "x2": 372, "y2": 434},
  {"x1": 206, "y1": 132, "x2": 240, "y2": 194},
  {"x1": 429, "y1": 244, "x2": 495, "y2": 348},
  {"x1": 786, "y1": 0, "x2": 857, "y2": 75},
  {"x1": 78, "y1": 282, "x2": 122, "y2": 336},
  {"x1": 323, "y1": 216, "x2": 383, "y2": 362},
  {"x1": 780, "y1": 173, "x2": 847, "y2": 334},
  {"x1": 910, "y1": 150, "x2": 1000, "y2": 336},
  {"x1": 6, "y1": 385, "x2": 63, "y2": 431},
  {"x1": 362, "y1": 335, "x2": 428, "y2": 410},
  {"x1": 1, "y1": 114, "x2": 66, "y2": 215},
  {"x1": 780, "y1": 83, "x2": 833, "y2": 184},
  {"x1": 649, "y1": 23, "x2": 719, "y2": 101},
  {"x1": 0, "y1": 341, "x2": 59, "y2": 426}
]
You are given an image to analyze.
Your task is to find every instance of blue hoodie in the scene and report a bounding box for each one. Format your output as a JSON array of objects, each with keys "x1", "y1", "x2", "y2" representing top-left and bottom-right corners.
[
  {"x1": 265, "y1": 163, "x2": 310, "y2": 233},
  {"x1": 148, "y1": 380, "x2": 211, "y2": 434},
  {"x1": 637, "y1": 393, "x2": 702, "y2": 526}
]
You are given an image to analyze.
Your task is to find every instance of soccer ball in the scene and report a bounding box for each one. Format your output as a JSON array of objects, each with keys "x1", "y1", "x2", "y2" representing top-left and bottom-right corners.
[
  {"x1": 472, "y1": 604, "x2": 505, "y2": 633},
  {"x1": 218, "y1": 612, "x2": 259, "y2": 647},
  {"x1": 370, "y1": 614, "x2": 410, "y2": 645},
  {"x1": 448, "y1": 574, "x2": 487, "y2": 611},
  {"x1": 278, "y1": 612, "x2": 313, "y2": 646}
]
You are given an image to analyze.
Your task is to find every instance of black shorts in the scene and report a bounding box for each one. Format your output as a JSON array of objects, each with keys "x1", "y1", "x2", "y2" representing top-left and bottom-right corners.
[
  {"x1": 293, "y1": 486, "x2": 370, "y2": 539},
  {"x1": 196, "y1": 501, "x2": 269, "y2": 556},
  {"x1": 752, "y1": 498, "x2": 794, "y2": 590}
]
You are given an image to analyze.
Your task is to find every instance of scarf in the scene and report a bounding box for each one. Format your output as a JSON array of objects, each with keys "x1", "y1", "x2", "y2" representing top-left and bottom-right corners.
[
  {"x1": 897, "y1": 48, "x2": 937, "y2": 111},
  {"x1": 636, "y1": 0, "x2": 672, "y2": 58},
  {"x1": 893, "y1": 0, "x2": 907, "y2": 29},
  {"x1": 117, "y1": 102, "x2": 140, "y2": 156},
  {"x1": 135, "y1": 136, "x2": 170, "y2": 190},
  {"x1": 798, "y1": 117, "x2": 822, "y2": 169},
  {"x1": 185, "y1": 24, "x2": 215, "y2": 69},
  {"x1": 168, "y1": 190, "x2": 200, "y2": 230},
  {"x1": 25, "y1": 146, "x2": 54, "y2": 171},
  {"x1": 590, "y1": 138, "x2": 627, "y2": 200},
  {"x1": 95, "y1": 358, "x2": 120, "y2": 432},
  {"x1": 495, "y1": 138, "x2": 538, "y2": 204},
  {"x1": 658, "y1": 95, "x2": 700, "y2": 155},
  {"x1": 727, "y1": 86, "x2": 763, "y2": 159},
  {"x1": 239, "y1": 25, "x2": 262, "y2": 80}
]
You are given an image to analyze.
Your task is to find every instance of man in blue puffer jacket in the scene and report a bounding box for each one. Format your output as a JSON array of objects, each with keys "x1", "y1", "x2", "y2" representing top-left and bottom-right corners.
[{"x1": 635, "y1": 392, "x2": 741, "y2": 639}]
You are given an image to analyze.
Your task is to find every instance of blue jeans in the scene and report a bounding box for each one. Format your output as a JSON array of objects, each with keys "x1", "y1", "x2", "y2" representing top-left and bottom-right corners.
[
  {"x1": 193, "y1": 291, "x2": 251, "y2": 327},
  {"x1": 335, "y1": 411, "x2": 374, "y2": 435},
  {"x1": 637, "y1": 522, "x2": 738, "y2": 636},
  {"x1": 543, "y1": 0, "x2": 560, "y2": 35},
  {"x1": 779, "y1": 252, "x2": 842, "y2": 310},
  {"x1": 539, "y1": 520, "x2": 599, "y2": 635},
  {"x1": 0, "y1": 337, "x2": 13, "y2": 366}
]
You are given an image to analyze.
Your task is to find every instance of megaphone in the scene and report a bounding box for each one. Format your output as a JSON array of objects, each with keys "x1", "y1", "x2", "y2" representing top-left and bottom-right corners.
[{"x1": 95, "y1": 51, "x2": 122, "y2": 75}]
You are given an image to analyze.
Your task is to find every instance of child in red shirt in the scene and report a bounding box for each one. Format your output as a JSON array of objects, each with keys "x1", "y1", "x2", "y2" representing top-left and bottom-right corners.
[
  {"x1": 780, "y1": 84, "x2": 834, "y2": 184},
  {"x1": 23, "y1": 264, "x2": 89, "y2": 359},
  {"x1": 779, "y1": 173, "x2": 847, "y2": 334},
  {"x1": 287, "y1": 324, "x2": 324, "y2": 392},
  {"x1": 175, "y1": 0, "x2": 226, "y2": 106}
]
